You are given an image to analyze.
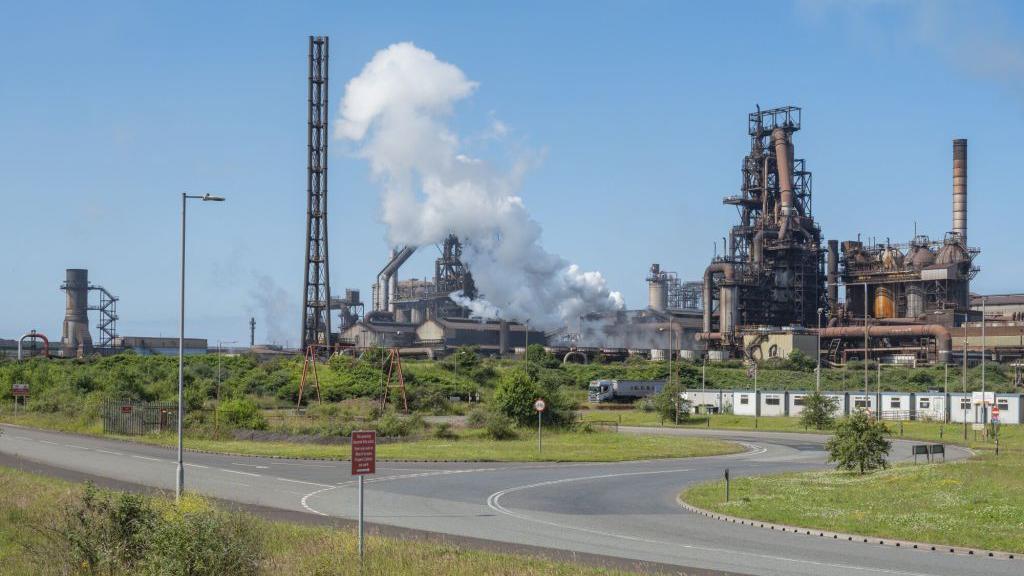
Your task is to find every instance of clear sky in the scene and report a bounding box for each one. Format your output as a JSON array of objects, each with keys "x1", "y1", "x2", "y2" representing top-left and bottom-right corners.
[{"x1": 3, "y1": 1, "x2": 1023, "y2": 346}]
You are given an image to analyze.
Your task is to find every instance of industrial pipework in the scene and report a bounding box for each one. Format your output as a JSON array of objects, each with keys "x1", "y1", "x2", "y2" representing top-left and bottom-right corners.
[
  {"x1": 374, "y1": 246, "x2": 416, "y2": 312},
  {"x1": 772, "y1": 127, "x2": 795, "y2": 239},
  {"x1": 819, "y1": 324, "x2": 952, "y2": 364},
  {"x1": 701, "y1": 262, "x2": 736, "y2": 340},
  {"x1": 17, "y1": 331, "x2": 50, "y2": 360}
]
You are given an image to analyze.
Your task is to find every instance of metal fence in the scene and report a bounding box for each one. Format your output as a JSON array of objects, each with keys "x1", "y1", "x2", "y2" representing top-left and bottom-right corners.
[{"x1": 101, "y1": 400, "x2": 178, "y2": 435}]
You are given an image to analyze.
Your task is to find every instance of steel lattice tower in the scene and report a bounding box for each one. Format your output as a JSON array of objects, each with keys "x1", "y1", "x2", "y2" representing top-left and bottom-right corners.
[{"x1": 302, "y1": 36, "x2": 332, "y2": 349}]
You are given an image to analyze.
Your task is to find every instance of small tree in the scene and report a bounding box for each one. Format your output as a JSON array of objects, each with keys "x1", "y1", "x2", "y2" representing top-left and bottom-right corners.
[
  {"x1": 652, "y1": 382, "x2": 691, "y2": 424},
  {"x1": 492, "y1": 368, "x2": 541, "y2": 426},
  {"x1": 826, "y1": 411, "x2": 891, "y2": 474},
  {"x1": 799, "y1": 390, "x2": 839, "y2": 430}
]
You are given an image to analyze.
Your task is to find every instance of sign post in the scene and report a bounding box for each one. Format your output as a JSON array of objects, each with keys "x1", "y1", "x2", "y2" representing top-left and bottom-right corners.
[
  {"x1": 724, "y1": 468, "x2": 730, "y2": 502},
  {"x1": 534, "y1": 399, "x2": 546, "y2": 456},
  {"x1": 992, "y1": 405, "x2": 1001, "y2": 454},
  {"x1": 11, "y1": 383, "x2": 29, "y2": 414},
  {"x1": 351, "y1": 430, "x2": 376, "y2": 559}
]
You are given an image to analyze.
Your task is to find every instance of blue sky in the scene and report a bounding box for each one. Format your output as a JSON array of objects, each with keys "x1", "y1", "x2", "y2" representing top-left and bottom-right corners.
[{"x1": 2, "y1": 1, "x2": 1023, "y2": 346}]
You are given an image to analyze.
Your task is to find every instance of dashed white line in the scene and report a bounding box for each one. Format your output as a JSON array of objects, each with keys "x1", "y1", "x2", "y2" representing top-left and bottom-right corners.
[
  {"x1": 231, "y1": 463, "x2": 269, "y2": 469},
  {"x1": 275, "y1": 477, "x2": 334, "y2": 488},
  {"x1": 96, "y1": 449, "x2": 123, "y2": 456},
  {"x1": 64, "y1": 444, "x2": 90, "y2": 450},
  {"x1": 220, "y1": 468, "x2": 261, "y2": 477},
  {"x1": 39, "y1": 440, "x2": 59, "y2": 445},
  {"x1": 184, "y1": 463, "x2": 209, "y2": 469},
  {"x1": 130, "y1": 455, "x2": 161, "y2": 462}
]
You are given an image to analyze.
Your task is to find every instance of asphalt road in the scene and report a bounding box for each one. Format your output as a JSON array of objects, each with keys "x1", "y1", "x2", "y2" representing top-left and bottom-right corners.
[{"x1": 0, "y1": 424, "x2": 1012, "y2": 576}]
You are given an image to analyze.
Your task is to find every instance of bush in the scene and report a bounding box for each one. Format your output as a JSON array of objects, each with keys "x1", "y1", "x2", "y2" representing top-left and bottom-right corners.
[
  {"x1": 826, "y1": 410, "x2": 892, "y2": 474},
  {"x1": 216, "y1": 398, "x2": 268, "y2": 430},
  {"x1": 375, "y1": 412, "x2": 424, "y2": 437},
  {"x1": 799, "y1": 390, "x2": 839, "y2": 430},
  {"x1": 484, "y1": 412, "x2": 517, "y2": 440},
  {"x1": 634, "y1": 397, "x2": 655, "y2": 412},
  {"x1": 652, "y1": 382, "x2": 690, "y2": 423},
  {"x1": 144, "y1": 496, "x2": 263, "y2": 576},
  {"x1": 466, "y1": 406, "x2": 489, "y2": 428},
  {"x1": 492, "y1": 368, "x2": 542, "y2": 426},
  {"x1": 432, "y1": 422, "x2": 458, "y2": 439}
]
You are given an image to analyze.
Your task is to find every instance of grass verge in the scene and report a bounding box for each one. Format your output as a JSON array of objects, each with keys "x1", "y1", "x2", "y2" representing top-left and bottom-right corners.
[
  {"x1": 680, "y1": 454, "x2": 1024, "y2": 554},
  {"x1": 0, "y1": 413, "x2": 741, "y2": 462},
  {"x1": 0, "y1": 465, "x2": 647, "y2": 575}
]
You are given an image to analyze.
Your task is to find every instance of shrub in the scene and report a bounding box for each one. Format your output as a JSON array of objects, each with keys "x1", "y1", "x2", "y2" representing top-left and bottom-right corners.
[
  {"x1": 484, "y1": 412, "x2": 517, "y2": 440},
  {"x1": 144, "y1": 496, "x2": 263, "y2": 576},
  {"x1": 799, "y1": 390, "x2": 839, "y2": 430},
  {"x1": 652, "y1": 382, "x2": 690, "y2": 423},
  {"x1": 432, "y1": 422, "x2": 458, "y2": 439},
  {"x1": 216, "y1": 398, "x2": 268, "y2": 430},
  {"x1": 634, "y1": 397, "x2": 655, "y2": 412},
  {"x1": 492, "y1": 368, "x2": 542, "y2": 426},
  {"x1": 826, "y1": 410, "x2": 892, "y2": 474},
  {"x1": 466, "y1": 406, "x2": 489, "y2": 428},
  {"x1": 375, "y1": 412, "x2": 423, "y2": 437}
]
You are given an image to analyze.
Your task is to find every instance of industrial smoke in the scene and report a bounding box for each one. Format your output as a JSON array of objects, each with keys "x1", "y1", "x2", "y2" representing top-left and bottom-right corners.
[{"x1": 338, "y1": 42, "x2": 623, "y2": 327}]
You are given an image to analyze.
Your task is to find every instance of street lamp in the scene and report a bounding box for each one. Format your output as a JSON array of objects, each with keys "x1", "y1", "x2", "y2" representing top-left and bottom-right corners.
[{"x1": 177, "y1": 192, "x2": 225, "y2": 501}]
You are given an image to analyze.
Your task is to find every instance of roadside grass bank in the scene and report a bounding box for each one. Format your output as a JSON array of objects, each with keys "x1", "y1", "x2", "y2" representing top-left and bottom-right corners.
[
  {"x1": 0, "y1": 465, "x2": 648, "y2": 576},
  {"x1": 582, "y1": 410, "x2": 1024, "y2": 453},
  {"x1": 0, "y1": 414, "x2": 741, "y2": 462},
  {"x1": 680, "y1": 454, "x2": 1024, "y2": 554}
]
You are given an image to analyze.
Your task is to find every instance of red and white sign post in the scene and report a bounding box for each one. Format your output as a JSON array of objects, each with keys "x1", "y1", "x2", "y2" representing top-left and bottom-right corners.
[
  {"x1": 534, "y1": 399, "x2": 546, "y2": 455},
  {"x1": 11, "y1": 383, "x2": 28, "y2": 414},
  {"x1": 351, "y1": 430, "x2": 376, "y2": 559}
]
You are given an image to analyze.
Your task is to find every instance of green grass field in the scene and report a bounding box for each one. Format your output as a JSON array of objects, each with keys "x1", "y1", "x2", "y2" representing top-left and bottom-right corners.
[
  {"x1": 681, "y1": 455, "x2": 1024, "y2": 554},
  {"x1": 0, "y1": 465, "x2": 648, "y2": 576}
]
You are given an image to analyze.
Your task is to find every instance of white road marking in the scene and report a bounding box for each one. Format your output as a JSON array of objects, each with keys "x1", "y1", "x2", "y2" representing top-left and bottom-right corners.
[
  {"x1": 64, "y1": 444, "x2": 90, "y2": 450},
  {"x1": 184, "y1": 463, "x2": 209, "y2": 469},
  {"x1": 220, "y1": 468, "x2": 261, "y2": 477},
  {"x1": 12, "y1": 435, "x2": 33, "y2": 440},
  {"x1": 274, "y1": 462, "x2": 339, "y2": 468},
  {"x1": 276, "y1": 477, "x2": 334, "y2": 488},
  {"x1": 303, "y1": 467, "x2": 501, "y2": 515},
  {"x1": 486, "y1": 471, "x2": 937, "y2": 576},
  {"x1": 130, "y1": 455, "x2": 161, "y2": 462},
  {"x1": 39, "y1": 440, "x2": 59, "y2": 445},
  {"x1": 96, "y1": 449, "x2": 123, "y2": 456},
  {"x1": 231, "y1": 463, "x2": 269, "y2": 469}
]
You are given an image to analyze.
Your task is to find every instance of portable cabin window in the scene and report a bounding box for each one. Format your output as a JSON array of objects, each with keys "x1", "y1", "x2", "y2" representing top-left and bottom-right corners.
[
  {"x1": 919, "y1": 398, "x2": 931, "y2": 409},
  {"x1": 854, "y1": 399, "x2": 868, "y2": 408},
  {"x1": 765, "y1": 397, "x2": 781, "y2": 406},
  {"x1": 739, "y1": 395, "x2": 749, "y2": 405},
  {"x1": 890, "y1": 398, "x2": 901, "y2": 409},
  {"x1": 793, "y1": 396, "x2": 806, "y2": 406},
  {"x1": 960, "y1": 398, "x2": 971, "y2": 410},
  {"x1": 997, "y1": 400, "x2": 1010, "y2": 411}
]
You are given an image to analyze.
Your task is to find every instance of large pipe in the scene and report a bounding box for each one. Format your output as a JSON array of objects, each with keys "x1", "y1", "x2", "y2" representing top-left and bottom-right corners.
[
  {"x1": 18, "y1": 331, "x2": 50, "y2": 361},
  {"x1": 60, "y1": 269, "x2": 93, "y2": 357},
  {"x1": 952, "y1": 139, "x2": 967, "y2": 244},
  {"x1": 773, "y1": 127, "x2": 795, "y2": 238},
  {"x1": 827, "y1": 239, "x2": 839, "y2": 315},
  {"x1": 818, "y1": 324, "x2": 952, "y2": 364},
  {"x1": 375, "y1": 246, "x2": 416, "y2": 311},
  {"x1": 702, "y1": 262, "x2": 736, "y2": 336}
]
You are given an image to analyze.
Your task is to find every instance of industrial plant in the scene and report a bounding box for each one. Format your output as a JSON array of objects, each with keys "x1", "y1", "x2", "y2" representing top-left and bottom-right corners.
[{"x1": 7, "y1": 37, "x2": 1024, "y2": 373}]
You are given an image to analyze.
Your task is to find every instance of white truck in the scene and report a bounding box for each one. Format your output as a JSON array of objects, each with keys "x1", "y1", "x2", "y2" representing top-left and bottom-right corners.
[{"x1": 588, "y1": 379, "x2": 666, "y2": 403}]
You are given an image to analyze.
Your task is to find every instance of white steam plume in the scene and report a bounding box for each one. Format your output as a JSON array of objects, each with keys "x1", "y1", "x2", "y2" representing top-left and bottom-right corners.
[{"x1": 338, "y1": 42, "x2": 624, "y2": 328}]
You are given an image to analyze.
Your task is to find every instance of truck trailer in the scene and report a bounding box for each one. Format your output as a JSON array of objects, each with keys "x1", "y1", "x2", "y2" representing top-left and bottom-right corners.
[{"x1": 588, "y1": 379, "x2": 666, "y2": 403}]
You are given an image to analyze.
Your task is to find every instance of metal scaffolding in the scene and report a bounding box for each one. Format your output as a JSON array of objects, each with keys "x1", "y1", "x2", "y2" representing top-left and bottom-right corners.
[
  {"x1": 301, "y1": 35, "x2": 332, "y2": 349},
  {"x1": 87, "y1": 285, "x2": 119, "y2": 348}
]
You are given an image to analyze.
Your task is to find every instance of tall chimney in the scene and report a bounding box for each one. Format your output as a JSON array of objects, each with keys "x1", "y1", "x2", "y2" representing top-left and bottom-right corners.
[
  {"x1": 952, "y1": 139, "x2": 967, "y2": 244},
  {"x1": 61, "y1": 269, "x2": 93, "y2": 357}
]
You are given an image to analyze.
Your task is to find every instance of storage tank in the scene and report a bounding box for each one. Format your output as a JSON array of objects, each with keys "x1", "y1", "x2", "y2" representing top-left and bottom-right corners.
[
  {"x1": 905, "y1": 285, "x2": 925, "y2": 319},
  {"x1": 873, "y1": 286, "x2": 895, "y2": 319},
  {"x1": 647, "y1": 264, "x2": 668, "y2": 311}
]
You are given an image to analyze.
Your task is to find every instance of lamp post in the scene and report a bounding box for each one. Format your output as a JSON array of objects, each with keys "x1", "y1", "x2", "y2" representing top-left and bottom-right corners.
[
  {"x1": 816, "y1": 308, "x2": 824, "y2": 393},
  {"x1": 178, "y1": 192, "x2": 225, "y2": 502}
]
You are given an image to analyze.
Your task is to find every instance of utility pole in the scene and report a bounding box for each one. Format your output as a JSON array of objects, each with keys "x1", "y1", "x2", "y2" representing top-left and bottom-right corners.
[
  {"x1": 982, "y1": 297, "x2": 987, "y2": 425},
  {"x1": 864, "y1": 282, "x2": 870, "y2": 414},
  {"x1": 963, "y1": 315, "x2": 968, "y2": 440}
]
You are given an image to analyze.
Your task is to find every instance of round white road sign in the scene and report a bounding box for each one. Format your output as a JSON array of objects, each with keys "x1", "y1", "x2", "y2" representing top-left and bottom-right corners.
[{"x1": 534, "y1": 399, "x2": 546, "y2": 412}]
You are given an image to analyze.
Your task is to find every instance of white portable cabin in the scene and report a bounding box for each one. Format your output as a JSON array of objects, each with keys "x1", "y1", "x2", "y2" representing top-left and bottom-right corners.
[
  {"x1": 849, "y1": 393, "x2": 877, "y2": 414},
  {"x1": 759, "y1": 392, "x2": 787, "y2": 417},
  {"x1": 948, "y1": 393, "x2": 978, "y2": 423},
  {"x1": 732, "y1": 390, "x2": 757, "y2": 416},
  {"x1": 879, "y1": 392, "x2": 913, "y2": 420},
  {"x1": 993, "y1": 394, "x2": 1022, "y2": 424},
  {"x1": 913, "y1": 393, "x2": 947, "y2": 422},
  {"x1": 683, "y1": 389, "x2": 732, "y2": 414},
  {"x1": 788, "y1": 391, "x2": 807, "y2": 417}
]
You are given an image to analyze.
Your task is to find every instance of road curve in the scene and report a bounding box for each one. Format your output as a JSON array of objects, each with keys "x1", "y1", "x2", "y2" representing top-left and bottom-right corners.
[{"x1": 0, "y1": 424, "x2": 1009, "y2": 576}]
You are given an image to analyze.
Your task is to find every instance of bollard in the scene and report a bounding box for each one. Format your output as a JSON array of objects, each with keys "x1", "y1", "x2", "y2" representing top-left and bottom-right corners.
[{"x1": 724, "y1": 468, "x2": 730, "y2": 502}]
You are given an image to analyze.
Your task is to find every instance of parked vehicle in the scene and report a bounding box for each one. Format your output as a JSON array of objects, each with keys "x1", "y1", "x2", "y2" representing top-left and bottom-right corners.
[{"x1": 588, "y1": 379, "x2": 665, "y2": 402}]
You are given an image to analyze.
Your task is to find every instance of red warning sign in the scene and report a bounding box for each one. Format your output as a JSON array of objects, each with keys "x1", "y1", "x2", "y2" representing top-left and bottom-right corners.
[{"x1": 351, "y1": 430, "x2": 376, "y2": 476}]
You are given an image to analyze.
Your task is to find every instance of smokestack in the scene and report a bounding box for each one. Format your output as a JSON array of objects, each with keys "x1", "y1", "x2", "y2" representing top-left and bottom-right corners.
[
  {"x1": 827, "y1": 240, "x2": 839, "y2": 315},
  {"x1": 249, "y1": 317, "x2": 256, "y2": 348},
  {"x1": 953, "y1": 139, "x2": 967, "y2": 244},
  {"x1": 772, "y1": 127, "x2": 795, "y2": 238},
  {"x1": 647, "y1": 264, "x2": 667, "y2": 312},
  {"x1": 61, "y1": 269, "x2": 93, "y2": 357}
]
